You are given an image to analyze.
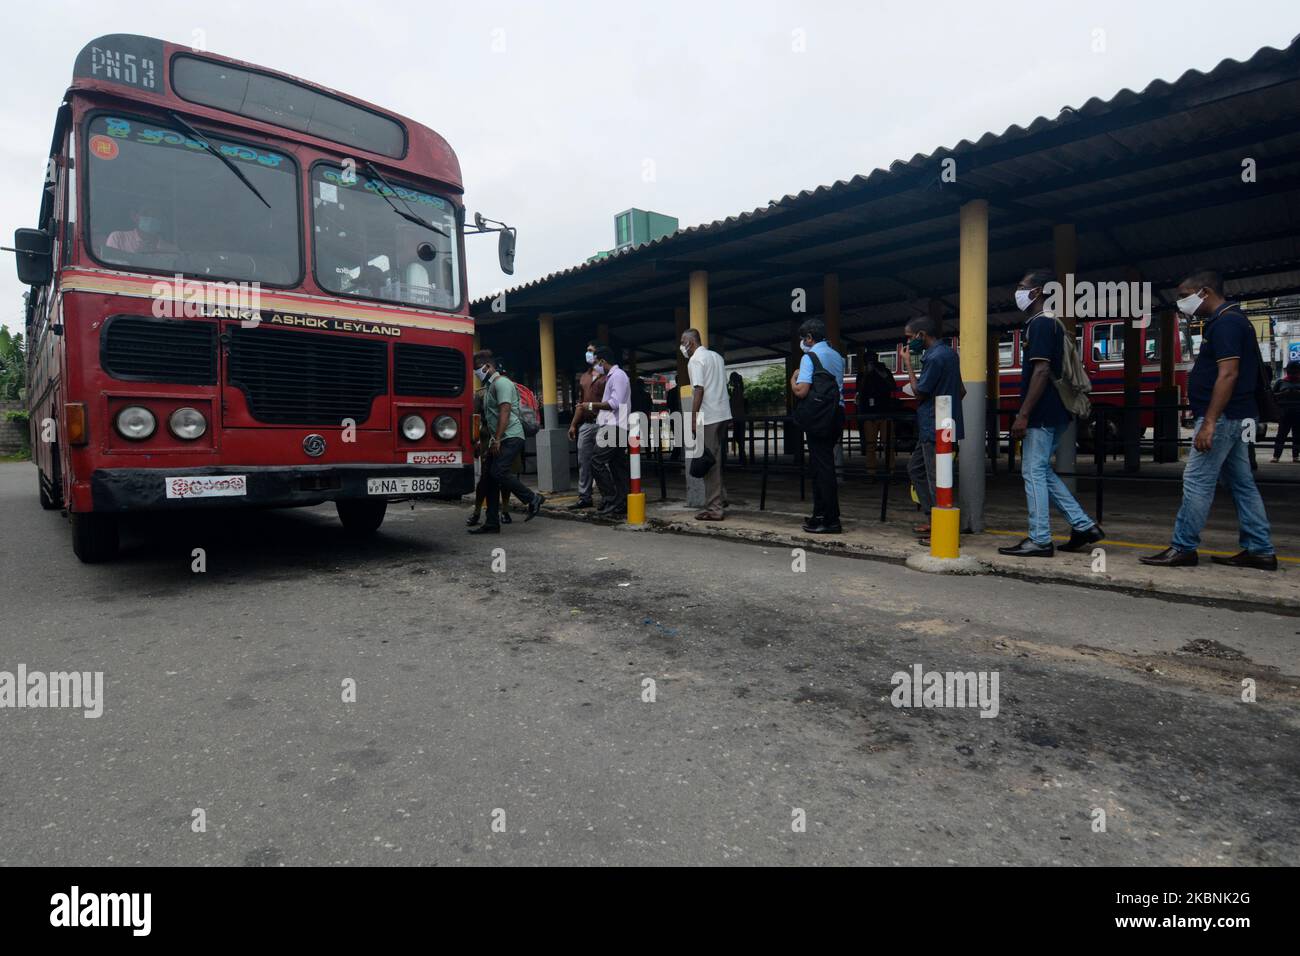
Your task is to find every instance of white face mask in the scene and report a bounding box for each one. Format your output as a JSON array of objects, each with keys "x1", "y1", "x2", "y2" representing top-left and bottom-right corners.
[
  {"x1": 592, "y1": 364, "x2": 603, "y2": 378},
  {"x1": 584, "y1": 350, "x2": 595, "y2": 365},
  {"x1": 799, "y1": 341, "x2": 814, "y2": 354},
  {"x1": 1014, "y1": 288, "x2": 1035, "y2": 312},
  {"x1": 1176, "y1": 290, "x2": 1204, "y2": 317},
  {"x1": 680, "y1": 344, "x2": 690, "y2": 359},
  {"x1": 474, "y1": 365, "x2": 490, "y2": 383}
]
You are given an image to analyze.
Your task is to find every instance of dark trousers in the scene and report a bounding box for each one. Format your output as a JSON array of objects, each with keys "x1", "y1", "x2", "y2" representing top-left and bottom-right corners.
[
  {"x1": 1274, "y1": 410, "x2": 1300, "y2": 459},
  {"x1": 592, "y1": 428, "x2": 630, "y2": 511},
  {"x1": 806, "y1": 414, "x2": 843, "y2": 524},
  {"x1": 730, "y1": 418, "x2": 746, "y2": 465},
  {"x1": 907, "y1": 439, "x2": 937, "y2": 517},
  {"x1": 482, "y1": 438, "x2": 534, "y2": 526}
]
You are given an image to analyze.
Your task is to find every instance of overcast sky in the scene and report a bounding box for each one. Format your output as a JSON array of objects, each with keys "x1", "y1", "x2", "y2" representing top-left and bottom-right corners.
[{"x1": 2, "y1": 0, "x2": 1297, "y2": 335}]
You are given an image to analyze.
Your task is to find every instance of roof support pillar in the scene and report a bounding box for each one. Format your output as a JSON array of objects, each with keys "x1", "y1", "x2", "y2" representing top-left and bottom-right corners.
[
  {"x1": 1053, "y1": 223, "x2": 1079, "y2": 490},
  {"x1": 674, "y1": 306, "x2": 690, "y2": 392},
  {"x1": 958, "y1": 199, "x2": 989, "y2": 533},
  {"x1": 1155, "y1": 307, "x2": 1181, "y2": 462},
  {"x1": 534, "y1": 312, "x2": 570, "y2": 493},
  {"x1": 824, "y1": 273, "x2": 841, "y2": 351},
  {"x1": 689, "y1": 270, "x2": 709, "y2": 348}
]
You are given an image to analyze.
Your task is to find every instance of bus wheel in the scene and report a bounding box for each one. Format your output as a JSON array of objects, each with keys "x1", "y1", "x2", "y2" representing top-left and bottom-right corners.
[
  {"x1": 336, "y1": 498, "x2": 387, "y2": 535},
  {"x1": 38, "y1": 473, "x2": 61, "y2": 510},
  {"x1": 71, "y1": 511, "x2": 119, "y2": 563}
]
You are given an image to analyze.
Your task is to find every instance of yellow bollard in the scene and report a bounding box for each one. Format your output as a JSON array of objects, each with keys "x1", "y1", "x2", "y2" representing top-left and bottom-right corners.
[
  {"x1": 930, "y1": 507, "x2": 960, "y2": 560},
  {"x1": 626, "y1": 492, "x2": 645, "y2": 525}
]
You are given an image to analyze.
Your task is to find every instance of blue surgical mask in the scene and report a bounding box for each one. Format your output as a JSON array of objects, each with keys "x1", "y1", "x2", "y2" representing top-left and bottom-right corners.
[{"x1": 585, "y1": 350, "x2": 595, "y2": 364}]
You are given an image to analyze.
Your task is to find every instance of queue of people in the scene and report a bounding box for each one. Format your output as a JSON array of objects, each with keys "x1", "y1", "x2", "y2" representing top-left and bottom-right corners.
[{"x1": 468, "y1": 266, "x2": 1281, "y2": 572}]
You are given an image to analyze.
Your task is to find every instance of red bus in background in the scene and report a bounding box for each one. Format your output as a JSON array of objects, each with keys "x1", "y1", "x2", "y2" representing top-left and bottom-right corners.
[
  {"x1": 15, "y1": 34, "x2": 510, "y2": 561},
  {"x1": 845, "y1": 316, "x2": 1194, "y2": 434}
]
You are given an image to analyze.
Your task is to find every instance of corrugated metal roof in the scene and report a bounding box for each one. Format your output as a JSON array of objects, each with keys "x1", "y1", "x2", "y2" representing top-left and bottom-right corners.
[{"x1": 472, "y1": 36, "x2": 1300, "y2": 371}]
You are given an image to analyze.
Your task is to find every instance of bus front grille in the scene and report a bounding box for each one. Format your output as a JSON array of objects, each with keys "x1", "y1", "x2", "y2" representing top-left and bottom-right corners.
[
  {"x1": 227, "y1": 325, "x2": 387, "y2": 425},
  {"x1": 102, "y1": 316, "x2": 217, "y2": 385},
  {"x1": 393, "y1": 343, "x2": 466, "y2": 396}
]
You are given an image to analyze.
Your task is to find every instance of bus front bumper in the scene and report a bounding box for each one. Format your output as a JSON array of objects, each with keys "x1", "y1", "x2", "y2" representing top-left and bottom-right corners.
[{"x1": 90, "y1": 464, "x2": 475, "y2": 512}]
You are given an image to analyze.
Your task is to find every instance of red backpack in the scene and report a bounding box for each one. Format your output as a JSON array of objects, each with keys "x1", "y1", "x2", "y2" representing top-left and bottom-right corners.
[{"x1": 513, "y1": 383, "x2": 542, "y2": 436}]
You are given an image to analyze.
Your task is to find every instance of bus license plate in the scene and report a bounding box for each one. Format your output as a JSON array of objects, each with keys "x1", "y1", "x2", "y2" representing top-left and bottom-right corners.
[{"x1": 367, "y1": 476, "x2": 440, "y2": 495}]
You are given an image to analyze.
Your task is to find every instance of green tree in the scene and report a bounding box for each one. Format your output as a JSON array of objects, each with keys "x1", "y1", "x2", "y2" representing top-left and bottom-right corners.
[
  {"x1": 742, "y1": 364, "x2": 790, "y2": 411},
  {"x1": 0, "y1": 325, "x2": 26, "y2": 401}
]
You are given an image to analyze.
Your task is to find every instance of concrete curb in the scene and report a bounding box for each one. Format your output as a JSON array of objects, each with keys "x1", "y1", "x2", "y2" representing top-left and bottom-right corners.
[{"x1": 534, "y1": 502, "x2": 1298, "y2": 615}]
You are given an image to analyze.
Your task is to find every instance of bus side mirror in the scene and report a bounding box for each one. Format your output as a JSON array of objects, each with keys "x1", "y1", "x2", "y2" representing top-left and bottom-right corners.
[
  {"x1": 13, "y1": 228, "x2": 52, "y2": 286},
  {"x1": 498, "y1": 228, "x2": 516, "y2": 276}
]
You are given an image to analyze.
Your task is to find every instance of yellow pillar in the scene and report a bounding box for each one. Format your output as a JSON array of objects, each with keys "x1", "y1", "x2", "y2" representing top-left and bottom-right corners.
[
  {"x1": 823, "y1": 273, "x2": 841, "y2": 351},
  {"x1": 955, "y1": 198, "x2": 988, "y2": 537},
  {"x1": 538, "y1": 312, "x2": 558, "y2": 429},
  {"x1": 674, "y1": 305, "x2": 689, "y2": 393},
  {"x1": 689, "y1": 270, "x2": 709, "y2": 348}
]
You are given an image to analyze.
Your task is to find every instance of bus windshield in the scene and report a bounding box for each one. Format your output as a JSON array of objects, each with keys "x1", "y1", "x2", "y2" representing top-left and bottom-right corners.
[
  {"x1": 85, "y1": 115, "x2": 301, "y2": 285},
  {"x1": 312, "y1": 164, "x2": 461, "y2": 311}
]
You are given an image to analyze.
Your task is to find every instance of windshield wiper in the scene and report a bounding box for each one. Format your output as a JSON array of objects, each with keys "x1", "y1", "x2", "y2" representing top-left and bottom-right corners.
[
  {"x1": 167, "y1": 111, "x2": 271, "y2": 210},
  {"x1": 363, "y1": 161, "x2": 449, "y2": 238}
]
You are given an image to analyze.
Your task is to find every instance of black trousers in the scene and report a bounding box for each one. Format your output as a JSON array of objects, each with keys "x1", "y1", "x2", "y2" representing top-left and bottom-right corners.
[
  {"x1": 482, "y1": 437, "x2": 535, "y2": 525},
  {"x1": 806, "y1": 411, "x2": 843, "y2": 524},
  {"x1": 1274, "y1": 410, "x2": 1300, "y2": 459},
  {"x1": 592, "y1": 427, "x2": 630, "y2": 510}
]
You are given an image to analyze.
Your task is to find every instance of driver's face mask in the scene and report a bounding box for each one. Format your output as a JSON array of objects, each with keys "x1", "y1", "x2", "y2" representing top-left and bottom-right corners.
[{"x1": 137, "y1": 216, "x2": 162, "y2": 235}]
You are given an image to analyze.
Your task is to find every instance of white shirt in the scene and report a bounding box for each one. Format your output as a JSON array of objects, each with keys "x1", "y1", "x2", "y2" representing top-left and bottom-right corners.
[{"x1": 687, "y1": 347, "x2": 732, "y2": 426}]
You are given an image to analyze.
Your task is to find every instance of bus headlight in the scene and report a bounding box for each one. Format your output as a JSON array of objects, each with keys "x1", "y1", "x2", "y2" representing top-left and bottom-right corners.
[
  {"x1": 400, "y1": 414, "x2": 427, "y2": 441},
  {"x1": 115, "y1": 405, "x2": 156, "y2": 441},
  {"x1": 433, "y1": 415, "x2": 458, "y2": 440},
  {"x1": 169, "y1": 407, "x2": 207, "y2": 440}
]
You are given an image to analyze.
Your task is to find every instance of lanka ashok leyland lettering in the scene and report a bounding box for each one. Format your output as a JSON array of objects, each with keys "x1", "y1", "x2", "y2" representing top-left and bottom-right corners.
[{"x1": 13, "y1": 33, "x2": 516, "y2": 562}]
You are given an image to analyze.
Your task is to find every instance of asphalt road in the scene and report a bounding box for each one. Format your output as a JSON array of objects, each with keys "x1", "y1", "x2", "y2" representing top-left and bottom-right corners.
[{"x1": 1, "y1": 461, "x2": 1296, "y2": 866}]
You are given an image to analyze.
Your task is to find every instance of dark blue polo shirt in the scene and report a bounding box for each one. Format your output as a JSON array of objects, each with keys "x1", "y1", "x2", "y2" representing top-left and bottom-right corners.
[
  {"x1": 1188, "y1": 303, "x2": 1259, "y2": 420},
  {"x1": 915, "y1": 341, "x2": 964, "y2": 442},
  {"x1": 1021, "y1": 312, "x2": 1071, "y2": 428}
]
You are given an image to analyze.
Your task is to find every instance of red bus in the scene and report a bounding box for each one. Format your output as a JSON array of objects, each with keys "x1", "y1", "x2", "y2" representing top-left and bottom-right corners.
[
  {"x1": 14, "y1": 34, "x2": 510, "y2": 561},
  {"x1": 846, "y1": 316, "x2": 1194, "y2": 433}
]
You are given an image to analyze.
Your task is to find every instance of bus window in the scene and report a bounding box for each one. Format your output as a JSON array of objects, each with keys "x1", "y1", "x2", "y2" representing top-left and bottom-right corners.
[
  {"x1": 876, "y1": 350, "x2": 897, "y2": 373},
  {"x1": 1092, "y1": 323, "x2": 1124, "y2": 362},
  {"x1": 85, "y1": 115, "x2": 301, "y2": 286},
  {"x1": 998, "y1": 332, "x2": 1015, "y2": 367}
]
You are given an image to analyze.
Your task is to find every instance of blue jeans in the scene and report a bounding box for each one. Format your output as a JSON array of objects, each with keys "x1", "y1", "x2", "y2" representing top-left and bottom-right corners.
[
  {"x1": 1021, "y1": 423, "x2": 1094, "y2": 546},
  {"x1": 1171, "y1": 417, "x2": 1274, "y2": 554}
]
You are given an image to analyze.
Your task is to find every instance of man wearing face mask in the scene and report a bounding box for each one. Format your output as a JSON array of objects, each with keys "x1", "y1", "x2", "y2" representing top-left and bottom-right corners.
[
  {"x1": 791, "y1": 317, "x2": 845, "y2": 534},
  {"x1": 104, "y1": 201, "x2": 178, "y2": 258},
  {"x1": 1141, "y1": 270, "x2": 1275, "y2": 570},
  {"x1": 901, "y1": 315, "x2": 964, "y2": 538},
  {"x1": 567, "y1": 340, "x2": 604, "y2": 510},
  {"x1": 681, "y1": 328, "x2": 731, "y2": 520},
  {"x1": 586, "y1": 346, "x2": 631, "y2": 520},
  {"x1": 468, "y1": 349, "x2": 544, "y2": 534},
  {"x1": 998, "y1": 268, "x2": 1103, "y2": 558}
]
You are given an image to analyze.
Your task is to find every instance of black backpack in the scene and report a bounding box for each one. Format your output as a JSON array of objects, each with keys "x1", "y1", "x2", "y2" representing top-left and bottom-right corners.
[{"x1": 793, "y1": 352, "x2": 841, "y2": 438}]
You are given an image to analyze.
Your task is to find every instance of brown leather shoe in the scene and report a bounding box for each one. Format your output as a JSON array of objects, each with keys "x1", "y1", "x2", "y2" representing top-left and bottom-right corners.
[
  {"x1": 1210, "y1": 550, "x2": 1278, "y2": 571},
  {"x1": 1139, "y1": 547, "x2": 1198, "y2": 567}
]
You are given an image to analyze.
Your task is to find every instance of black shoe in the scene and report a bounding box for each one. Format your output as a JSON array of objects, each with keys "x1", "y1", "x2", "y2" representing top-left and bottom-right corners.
[
  {"x1": 1139, "y1": 546, "x2": 1198, "y2": 567},
  {"x1": 802, "y1": 515, "x2": 825, "y2": 532},
  {"x1": 997, "y1": 537, "x2": 1055, "y2": 558},
  {"x1": 500, "y1": 511, "x2": 512, "y2": 524},
  {"x1": 1059, "y1": 524, "x2": 1104, "y2": 553},
  {"x1": 1210, "y1": 550, "x2": 1278, "y2": 571},
  {"x1": 465, "y1": 511, "x2": 481, "y2": 527},
  {"x1": 467, "y1": 524, "x2": 500, "y2": 535},
  {"x1": 805, "y1": 521, "x2": 842, "y2": 534},
  {"x1": 568, "y1": 498, "x2": 594, "y2": 510},
  {"x1": 526, "y1": 494, "x2": 545, "y2": 521}
]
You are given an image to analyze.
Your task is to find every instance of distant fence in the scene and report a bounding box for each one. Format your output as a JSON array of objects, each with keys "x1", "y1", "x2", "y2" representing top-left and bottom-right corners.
[{"x1": 0, "y1": 401, "x2": 27, "y2": 456}]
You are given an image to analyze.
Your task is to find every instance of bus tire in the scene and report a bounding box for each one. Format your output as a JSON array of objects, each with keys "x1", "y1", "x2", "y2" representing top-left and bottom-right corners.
[
  {"x1": 336, "y1": 498, "x2": 387, "y2": 535},
  {"x1": 38, "y1": 473, "x2": 60, "y2": 510},
  {"x1": 71, "y1": 511, "x2": 119, "y2": 563}
]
